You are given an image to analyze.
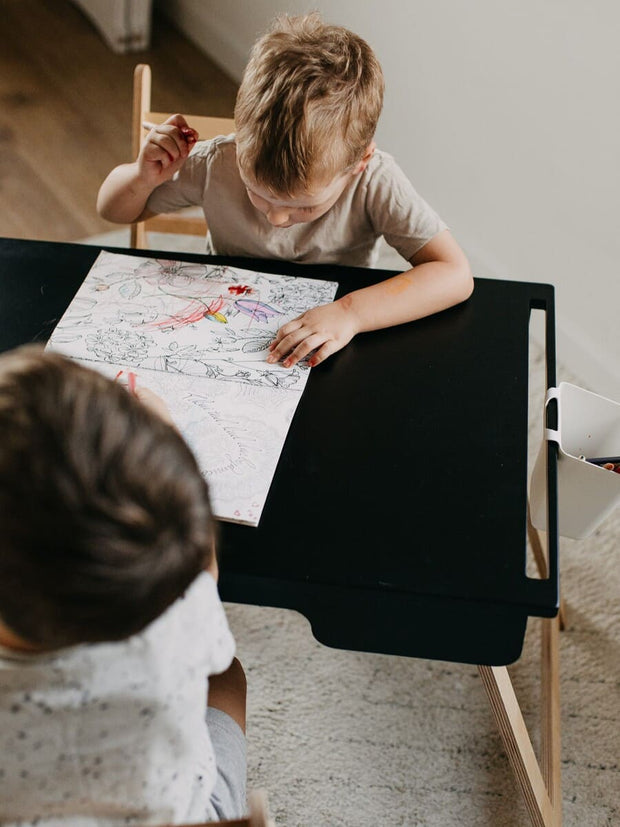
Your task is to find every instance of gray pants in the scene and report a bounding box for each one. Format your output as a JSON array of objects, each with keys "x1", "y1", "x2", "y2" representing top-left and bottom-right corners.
[{"x1": 207, "y1": 706, "x2": 247, "y2": 820}]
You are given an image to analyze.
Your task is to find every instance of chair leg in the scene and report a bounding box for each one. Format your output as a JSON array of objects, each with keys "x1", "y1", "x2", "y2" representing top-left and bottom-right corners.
[
  {"x1": 130, "y1": 221, "x2": 147, "y2": 249},
  {"x1": 478, "y1": 613, "x2": 562, "y2": 827}
]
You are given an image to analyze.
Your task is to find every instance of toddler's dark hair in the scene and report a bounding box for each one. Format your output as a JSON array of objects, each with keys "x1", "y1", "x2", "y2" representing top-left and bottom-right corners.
[{"x1": 0, "y1": 346, "x2": 214, "y2": 649}]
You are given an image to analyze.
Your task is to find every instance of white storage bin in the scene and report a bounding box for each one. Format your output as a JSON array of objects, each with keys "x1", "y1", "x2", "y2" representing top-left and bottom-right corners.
[{"x1": 530, "y1": 382, "x2": 620, "y2": 539}]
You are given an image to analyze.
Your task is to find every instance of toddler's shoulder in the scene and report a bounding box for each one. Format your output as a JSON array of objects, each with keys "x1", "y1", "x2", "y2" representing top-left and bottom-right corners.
[
  {"x1": 156, "y1": 571, "x2": 221, "y2": 627},
  {"x1": 360, "y1": 148, "x2": 415, "y2": 205},
  {"x1": 364, "y1": 147, "x2": 405, "y2": 181},
  {"x1": 189, "y1": 133, "x2": 237, "y2": 163},
  {"x1": 186, "y1": 133, "x2": 240, "y2": 189},
  {"x1": 133, "y1": 571, "x2": 234, "y2": 674}
]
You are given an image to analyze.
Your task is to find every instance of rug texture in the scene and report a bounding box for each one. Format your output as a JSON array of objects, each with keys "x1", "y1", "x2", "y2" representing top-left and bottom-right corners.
[{"x1": 82, "y1": 231, "x2": 620, "y2": 826}]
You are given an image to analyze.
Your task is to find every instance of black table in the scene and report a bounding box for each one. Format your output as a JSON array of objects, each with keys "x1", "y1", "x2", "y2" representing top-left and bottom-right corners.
[{"x1": 0, "y1": 237, "x2": 562, "y2": 825}]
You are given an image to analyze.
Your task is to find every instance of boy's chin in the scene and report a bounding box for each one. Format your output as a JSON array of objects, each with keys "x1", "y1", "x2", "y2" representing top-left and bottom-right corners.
[{"x1": 269, "y1": 216, "x2": 317, "y2": 229}]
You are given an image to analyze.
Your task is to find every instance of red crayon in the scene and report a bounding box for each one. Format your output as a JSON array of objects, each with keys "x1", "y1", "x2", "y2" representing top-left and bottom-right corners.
[{"x1": 142, "y1": 120, "x2": 197, "y2": 143}]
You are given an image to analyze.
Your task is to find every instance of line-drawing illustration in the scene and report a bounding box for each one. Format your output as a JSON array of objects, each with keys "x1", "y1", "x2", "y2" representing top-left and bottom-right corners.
[
  {"x1": 47, "y1": 251, "x2": 338, "y2": 525},
  {"x1": 50, "y1": 252, "x2": 337, "y2": 390}
]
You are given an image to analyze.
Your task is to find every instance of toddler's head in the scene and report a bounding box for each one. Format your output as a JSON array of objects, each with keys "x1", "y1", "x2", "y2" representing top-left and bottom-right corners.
[
  {"x1": 235, "y1": 13, "x2": 384, "y2": 218},
  {"x1": 0, "y1": 346, "x2": 214, "y2": 650}
]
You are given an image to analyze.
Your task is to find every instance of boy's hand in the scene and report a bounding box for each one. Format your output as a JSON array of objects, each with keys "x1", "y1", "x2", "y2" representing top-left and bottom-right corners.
[
  {"x1": 266, "y1": 299, "x2": 359, "y2": 368},
  {"x1": 134, "y1": 386, "x2": 176, "y2": 426},
  {"x1": 138, "y1": 114, "x2": 198, "y2": 185}
]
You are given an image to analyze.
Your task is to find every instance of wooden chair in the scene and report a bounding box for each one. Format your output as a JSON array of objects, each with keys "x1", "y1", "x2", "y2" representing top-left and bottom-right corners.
[
  {"x1": 130, "y1": 63, "x2": 235, "y2": 249},
  {"x1": 154, "y1": 789, "x2": 275, "y2": 827}
]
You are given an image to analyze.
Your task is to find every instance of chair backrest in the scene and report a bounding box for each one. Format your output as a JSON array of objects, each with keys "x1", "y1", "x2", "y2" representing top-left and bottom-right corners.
[{"x1": 130, "y1": 63, "x2": 235, "y2": 249}]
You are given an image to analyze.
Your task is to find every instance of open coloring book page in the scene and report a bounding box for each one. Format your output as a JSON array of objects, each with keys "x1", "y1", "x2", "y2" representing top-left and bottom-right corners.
[{"x1": 47, "y1": 251, "x2": 338, "y2": 525}]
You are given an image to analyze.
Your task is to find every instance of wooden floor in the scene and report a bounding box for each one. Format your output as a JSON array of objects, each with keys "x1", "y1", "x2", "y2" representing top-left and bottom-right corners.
[{"x1": 0, "y1": 0, "x2": 238, "y2": 242}]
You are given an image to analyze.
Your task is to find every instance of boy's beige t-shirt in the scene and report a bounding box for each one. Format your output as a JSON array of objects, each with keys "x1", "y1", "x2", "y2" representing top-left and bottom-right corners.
[{"x1": 147, "y1": 135, "x2": 447, "y2": 267}]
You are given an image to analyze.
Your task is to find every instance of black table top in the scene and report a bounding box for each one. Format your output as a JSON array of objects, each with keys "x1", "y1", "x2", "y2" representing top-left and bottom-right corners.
[{"x1": 0, "y1": 237, "x2": 559, "y2": 665}]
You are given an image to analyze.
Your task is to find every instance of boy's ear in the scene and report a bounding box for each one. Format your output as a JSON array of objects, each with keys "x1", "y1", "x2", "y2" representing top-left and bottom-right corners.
[{"x1": 350, "y1": 141, "x2": 376, "y2": 175}]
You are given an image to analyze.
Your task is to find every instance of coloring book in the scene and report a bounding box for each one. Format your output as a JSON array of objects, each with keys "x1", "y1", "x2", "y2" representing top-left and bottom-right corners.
[{"x1": 47, "y1": 251, "x2": 338, "y2": 526}]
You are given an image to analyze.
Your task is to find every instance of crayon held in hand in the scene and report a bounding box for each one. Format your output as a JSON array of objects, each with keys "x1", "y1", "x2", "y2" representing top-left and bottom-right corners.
[
  {"x1": 114, "y1": 370, "x2": 138, "y2": 396},
  {"x1": 142, "y1": 120, "x2": 198, "y2": 142}
]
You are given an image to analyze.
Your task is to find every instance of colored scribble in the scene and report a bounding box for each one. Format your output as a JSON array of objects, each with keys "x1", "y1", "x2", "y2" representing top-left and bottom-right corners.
[
  {"x1": 234, "y1": 299, "x2": 282, "y2": 324},
  {"x1": 145, "y1": 299, "x2": 208, "y2": 331},
  {"x1": 204, "y1": 297, "x2": 227, "y2": 323}
]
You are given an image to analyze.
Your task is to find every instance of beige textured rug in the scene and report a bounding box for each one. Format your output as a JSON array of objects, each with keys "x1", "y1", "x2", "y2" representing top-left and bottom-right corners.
[{"x1": 82, "y1": 231, "x2": 620, "y2": 826}]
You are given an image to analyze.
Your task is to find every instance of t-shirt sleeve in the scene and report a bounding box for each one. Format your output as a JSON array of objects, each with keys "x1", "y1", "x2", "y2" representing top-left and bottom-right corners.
[
  {"x1": 145, "y1": 139, "x2": 213, "y2": 215},
  {"x1": 200, "y1": 573, "x2": 236, "y2": 676},
  {"x1": 163, "y1": 571, "x2": 236, "y2": 677},
  {"x1": 365, "y1": 153, "x2": 448, "y2": 262}
]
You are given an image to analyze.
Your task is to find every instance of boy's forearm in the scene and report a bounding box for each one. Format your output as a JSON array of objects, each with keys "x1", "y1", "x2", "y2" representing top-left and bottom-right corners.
[
  {"x1": 96, "y1": 163, "x2": 157, "y2": 224},
  {"x1": 338, "y1": 261, "x2": 474, "y2": 334}
]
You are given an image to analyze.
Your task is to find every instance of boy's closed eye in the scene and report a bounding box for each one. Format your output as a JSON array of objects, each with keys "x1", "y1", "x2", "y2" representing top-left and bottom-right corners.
[{"x1": 240, "y1": 168, "x2": 354, "y2": 226}]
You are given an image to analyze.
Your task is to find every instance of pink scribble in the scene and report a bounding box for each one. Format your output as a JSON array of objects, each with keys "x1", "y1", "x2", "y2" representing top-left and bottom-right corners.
[
  {"x1": 205, "y1": 297, "x2": 224, "y2": 314},
  {"x1": 146, "y1": 300, "x2": 208, "y2": 330}
]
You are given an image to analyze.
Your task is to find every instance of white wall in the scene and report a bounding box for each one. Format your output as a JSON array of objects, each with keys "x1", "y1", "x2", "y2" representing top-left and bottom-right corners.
[{"x1": 160, "y1": 0, "x2": 620, "y2": 398}]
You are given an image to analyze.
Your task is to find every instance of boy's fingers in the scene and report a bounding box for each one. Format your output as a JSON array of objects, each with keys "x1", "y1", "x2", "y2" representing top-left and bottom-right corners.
[
  {"x1": 134, "y1": 387, "x2": 175, "y2": 426},
  {"x1": 272, "y1": 318, "x2": 303, "y2": 343},
  {"x1": 266, "y1": 324, "x2": 304, "y2": 362},
  {"x1": 266, "y1": 335, "x2": 303, "y2": 363},
  {"x1": 145, "y1": 140, "x2": 176, "y2": 166},
  {"x1": 281, "y1": 333, "x2": 326, "y2": 368},
  {"x1": 180, "y1": 126, "x2": 198, "y2": 144},
  {"x1": 150, "y1": 129, "x2": 188, "y2": 158},
  {"x1": 307, "y1": 340, "x2": 339, "y2": 367},
  {"x1": 165, "y1": 113, "x2": 190, "y2": 128},
  {"x1": 161, "y1": 115, "x2": 199, "y2": 145}
]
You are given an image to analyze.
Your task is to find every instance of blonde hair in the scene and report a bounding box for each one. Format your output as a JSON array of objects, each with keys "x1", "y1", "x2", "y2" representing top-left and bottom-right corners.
[{"x1": 234, "y1": 13, "x2": 384, "y2": 194}]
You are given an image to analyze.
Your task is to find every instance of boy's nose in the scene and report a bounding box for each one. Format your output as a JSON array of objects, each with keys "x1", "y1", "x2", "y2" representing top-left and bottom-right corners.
[{"x1": 266, "y1": 207, "x2": 291, "y2": 226}]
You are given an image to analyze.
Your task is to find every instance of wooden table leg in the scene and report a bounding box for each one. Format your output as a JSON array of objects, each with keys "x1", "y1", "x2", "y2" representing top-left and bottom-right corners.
[
  {"x1": 478, "y1": 612, "x2": 562, "y2": 826},
  {"x1": 541, "y1": 614, "x2": 562, "y2": 812}
]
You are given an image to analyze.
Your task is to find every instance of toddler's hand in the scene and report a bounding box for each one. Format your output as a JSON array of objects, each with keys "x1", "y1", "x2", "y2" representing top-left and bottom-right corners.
[
  {"x1": 138, "y1": 114, "x2": 198, "y2": 185},
  {"x1": 266, "y1": 300, "x2": 359, "y2": 368},
  {"x1": 134, "y1": 387, "x2": 176, "y2": 426}
]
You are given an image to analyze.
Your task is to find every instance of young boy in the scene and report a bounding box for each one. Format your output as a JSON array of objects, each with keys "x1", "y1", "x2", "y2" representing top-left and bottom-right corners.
[
  {"x1": 0, "y1": 346, "x2": 246, "y2": 824},
  {"x1": 98, "y1": 13, "x2": 472, "y2": 370}
]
